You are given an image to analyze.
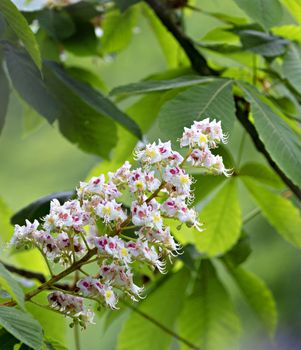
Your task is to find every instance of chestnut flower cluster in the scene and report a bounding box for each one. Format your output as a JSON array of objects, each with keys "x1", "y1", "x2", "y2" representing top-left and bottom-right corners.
[{"x1": 10, "y1": 119, "x2": 229, "y2": 328}]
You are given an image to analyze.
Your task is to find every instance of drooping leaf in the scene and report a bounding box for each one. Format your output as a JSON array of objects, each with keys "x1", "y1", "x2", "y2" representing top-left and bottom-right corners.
[
  {"x1": 45, "y1": 61, "x2": 142, "y2": 139},
  {"x1": 239, "y1": 82, "x2": 301, "y2": 190},
  {"x1": 118, "y1": 268, "x2": 190, "y2": 350},
  {"x1": 0, "y1": 307, "x2": 43, "y2": 350},
  {"x1": 224, "y1": 263, "x2": 277, "y2": 337},
  {"x1": 158, "y1": 79, "x2": 235, "y2": 142},
  {"x1": 195, "y1": 179, "x2": 242, "y2": 257},
  {"x1": 101, "y1": 6, "x2": 138, "y2": 54},
  {"x1": 234, "y1": 0, "x2": 283, "y2": 31},
  {"x1": 242, "y1": 177, "x2": 301, "y2": 248},
  {"x1": 0, "y1": 60, "x2": 9, "y2": 134},
  {"x1": 239, "y1": 162, "x2": 284, "y2": 189},
  {"x1": 0, "y1": 0, "x2": 41, "y2": 69},
  {"x1": 0, "y1": 263, "x2": 25, "y2": 310},
  {"x1": 237, "y1": 30, "x2": 288, "y2": 57},
  {"x1": 11, "y1": 191, "x2": 75, "y2": 225},
  {"x1": 179, "y1": 260, "x2": 241, "y2": 350},
  {"x1": 283, "y1": 44, "x2": 301, "y2": 92},
  {"x1": 110, "y1": 76, "x2": 214, "y2": 96}
]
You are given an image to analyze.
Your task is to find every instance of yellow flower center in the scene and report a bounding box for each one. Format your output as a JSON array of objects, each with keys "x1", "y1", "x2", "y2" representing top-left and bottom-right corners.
[
  {"x1": 121, "y1": 247, "x2": 128, "y2": 256},
  {"x1": 180, "y1": 175, "x2": 189, "y2": 184},
  {"x1": 199, "y1": 134, "x2": 207, "y2": 143},
  {"x1": 135, "y1": 181, "x2": 144, "y2": 190},
  {"x1": 103, "y1": 206, "x2": 112, "y2": 215},
  {"x1": 153, "y1": 215, "x2": 161, "y2": 222},
  {"x1": 105, "y1": 290, "x2": 113, "y2": 299},
  {"x1": 145, "y1": 148, "x2": 157, "y2": 159}
]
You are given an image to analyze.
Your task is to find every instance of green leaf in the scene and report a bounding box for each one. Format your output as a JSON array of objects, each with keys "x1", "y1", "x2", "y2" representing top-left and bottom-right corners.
[
  {"x1": 179, "y1": 260, "x2": 241, "y2": 350},
  {"x1": 195, "y1": 179, "x2": 242, "y2": 257},
  {"x1": 101, "y1": 6, "x2": 138, "y2": 54},
  {"x1": 115, "y1": 0, "x2": 141, "y2": 11},
  {"x1": 0, "y1": 263, "x2": 25, "y2": 310},
  {"x1": 11, "y1": 191, "x2": 75, "y2": 225},
  {"x1": 45, "y1": 61, "x2": 142, "y2": 139},
  {"x1": 0, "y1": 196, "x2": 13, "y2": 242},
  {"x1": 0, "y1": 328, "x2": 20, "y2": 349},
  {"x1": 233, "y1": 0, "x2": 283, "y2": 31},
  {"x1": 158, "y1": 79, "x2": 235, "y2": 142},
  {"x1": 283, "y1": 44, "x2": 301, "y2": 92},
  {"x1": 0, "y1": 61, "x2": 9, "y2": 134},
  {"x1": 0, "y1": 0, "x2": 41, "y2": 69},
  {"x1": 239, "y1": 82, "x2": 301, "y2": 190},
  {"x1": 242, "y1": 177, "x2": 301, "y2": 248},
  {"x1": 281, "y1": 0, "x2": 301, "y2": 23},
  {"x1": 272, "y1": 25, "x2": 301, "y2": 42},
  {"x1": 38, "y1": 9, "x2": 76, "y2": 40},
  {"x1": 238, "y1": 30, "x2": 288, "y2": 57},
  {"x1": 223, "y1": 234, "x2": 252, "y2": 267},
  {"x1": 118, "y1": 268, "x2": 190, "y2": 350},
  {"x1": 0, "y1": 307, "x2": 43, "y2": 350},
  {"x1": 225, "y1": 264, "x2": 277, "y2": 337},
  {"x1": 239, "y1": 162, "x2": 284, "y2": 189},
  {"x1": 110, "y1": 76, "x2": 214, "y2": 96}
]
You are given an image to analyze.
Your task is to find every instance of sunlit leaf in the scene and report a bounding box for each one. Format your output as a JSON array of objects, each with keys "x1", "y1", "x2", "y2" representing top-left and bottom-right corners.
[
  {"x1": 283, "y1": 44, "x2": 301, "y2": 92},
  {"x1": 272, "y1": 25, "x2": 301, "y2": 42}
]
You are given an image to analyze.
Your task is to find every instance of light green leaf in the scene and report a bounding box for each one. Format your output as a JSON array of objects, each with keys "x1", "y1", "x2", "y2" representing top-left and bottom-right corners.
[
  {"x1": 158, "y1": 79, "x2": 235, "y2": 142},
  {"x1": 0, "y1": 0, "x2": 41, "y2": 69},
  {"x1": 225, "y1": 264, "x2": 277, "y2": 336},
  {"x1": 0, "y1": 263, "x2": 25, "y2": 310},
  {"x1": 0, "y1": 307, "x2": 43, "y2": 350},
  {"x1": 242, "y1": 177, "x2": 301, "y2": 248},
  {"x1": 110, "y1": 76, "x2": 214, "y2": 97},
  {"x1": 118, "y1": 268, "x2": 190, "y2": 350},
  {"x1": 179, "y1": 260, "x2": 241, "y2": 350},
  {"x1": 272, "y1": 25, "x2": 301, "y2": 42},
  {"x1": 283, "y1": 44, "x2": 301, "y2": 92},
  {"x1": 0, "y1": 196, "x2": 13, "y2": 242},
  {"x1": 234, "y1": 0, "x2": 283, "y2": 31},
  {"x1": 239, "y1": 162, "x2": 284, "y2": 189},
  {"x1": 195, "y1": 179, "x2": 242, "y2": 257},
  {"x1": 239, "y1": 83, "x2": 301, "y2": 190},
  {"x1": 101, "y1": 6, "x2": 138, "y2": 54},
  {"x1": 281, "y1": 0, "x2": 301, "y2": 23},
  {"x1": 143, "y1": 5, "x2": 186, "y2": 68},
  {"x1": 0, "y1": 61, "x2": 9, "y2": 134}
]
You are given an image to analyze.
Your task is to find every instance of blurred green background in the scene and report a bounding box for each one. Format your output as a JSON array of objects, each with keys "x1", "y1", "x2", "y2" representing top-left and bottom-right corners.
[{"x1": 1, "y1": 0, "x2": 301, "y2": 349}]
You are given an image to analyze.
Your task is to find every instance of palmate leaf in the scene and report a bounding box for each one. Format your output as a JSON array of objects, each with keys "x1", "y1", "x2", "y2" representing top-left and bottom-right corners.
[
  {"x1": 195, "y1": 179, "x2": 242, "y2": 257},
  {"x1": 158, "y1": 79, "x2": 235, "y2": 142},
  {"x1": 110, "y1": 76, "x2": 214, "y2": 97},
  {"x1": 118, "y1": 268, "x2": 190, "y2": 350},
  {"x1": 242, "y1": 177, "x2": 301, "y2": 248},
  {"x1": 224, "y1": 263, "x2": 277, "y2": 337},
  {"x1": 179, "y1": 260, "x2": 241, "y2": 350},
  {"x1": 233, "y1": 0, "x2": 283, "y2": 31},
  {"x1": 0, "y1": 307, "x2": 43, "y2": 350},
  {"x1": 239, "y1": 82, "x2": 301, "y2": 189},
  {"x1": 0, "y1": 0, "x2": 41, "y2": 69},
  {"x1": 0, "y1": 263, "x2": 25, "y2": 310}
]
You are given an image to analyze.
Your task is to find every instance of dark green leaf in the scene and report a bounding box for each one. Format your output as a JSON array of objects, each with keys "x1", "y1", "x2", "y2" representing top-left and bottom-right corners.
[
  {"x1": 0, "y1": 307, "x2": 43, "y2": 350},
  {"x1": 234, "y1": 0, "x2": 283, "y2": 31},
  {"x1": 0, "y1": 263, "x2": 25, "y2": 310},
  {"x1": 0, "y1": 328, "x2": 20, "y2": 349},
  {"x1": 110, "y1": 76, "x2": 214, "y2": 96},
  {"x1": 283, "y1": 44, "x2": 301, "y2": 92},
  {"x1": 158, "y1": 79, "x2": 235, "y2": 142},
  {"x1": 11, "y1": 191, "x2": 75, "y2": 225},
  {"x1": 0, "y1": 59, "x2": 9, "y2": 134},
  {"x1": 38, "y1": 9, "x2": 76, "y2": 40},
  {"x1": 115, "y1": 0, "x2": 141, "y2": 11},
  {"x1": 239, "y1": 82, "x2": 301, "y2": 189},
  {"x1": 45, "y1": 61, "x2": 141, "y2": 139},
  {"x1": 223, "y1": 234, "x2": 252, "y2": 267},
  {"x1": 238, "y1": 30, "x2": 288, "y2": 57},
  {"x1": 179, "y1": 260, "x2": 241, "y2": 350},
  {"x1": 0, "y1": 0, "x2": 41, "y2": 68}
]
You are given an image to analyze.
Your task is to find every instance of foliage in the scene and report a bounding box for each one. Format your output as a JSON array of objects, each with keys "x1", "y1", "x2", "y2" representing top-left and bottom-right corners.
[{"x1": 0, "y1": 0, "x2": 301, "y2": 349}]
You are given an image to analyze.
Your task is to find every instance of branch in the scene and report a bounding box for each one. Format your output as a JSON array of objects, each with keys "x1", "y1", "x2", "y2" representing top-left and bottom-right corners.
[
  {"x1": 235, "y1": 96, "x2": 301, "y2": 200},
  {"x1": 144, "y1": 0, "x2": 301, "y2": 200},
  {"x1": 144, "y1": 0, "x2": 216, "y2": 75}
]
